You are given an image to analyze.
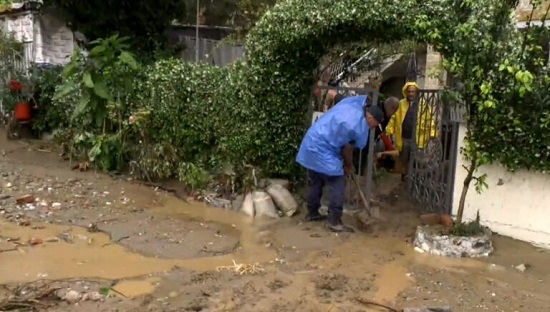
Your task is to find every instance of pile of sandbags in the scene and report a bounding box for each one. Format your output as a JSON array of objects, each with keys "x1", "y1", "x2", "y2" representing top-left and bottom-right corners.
[{"x1": 239, "y1": 180, "x2": 298, "y2": 219}]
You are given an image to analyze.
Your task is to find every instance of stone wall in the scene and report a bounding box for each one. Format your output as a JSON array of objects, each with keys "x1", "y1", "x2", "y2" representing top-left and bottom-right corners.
[
  {"x1": 33, "y1": 12, "x2": 74, "y2": 65},
  {"x1": 0, "y1": 10, "x2": 75, "y2": 65},
  {"x1": 0, "y1": 12, "x2": 33, "y2": 41}
]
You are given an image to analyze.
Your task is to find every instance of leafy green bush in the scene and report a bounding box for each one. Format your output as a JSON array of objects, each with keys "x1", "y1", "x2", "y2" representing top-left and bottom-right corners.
[
  {"x1": 53, "y1": 35, "x2": 143, "y2": 171},
  {"x1": 30, "y1": 65, "x2": 65, "y2": 135},
  {"x1": 129, "y1": 59, "x2": 230, "y2": 178},
  {"x1": 45, "y1": 0, "x2": 549, "y2": 193}
]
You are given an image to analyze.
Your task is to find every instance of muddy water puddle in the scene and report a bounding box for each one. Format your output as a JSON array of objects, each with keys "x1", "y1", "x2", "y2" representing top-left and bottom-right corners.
[
  {"x1": 0, "y1": 198, "x2": 275, "y2": 285},
  {"x1": 1, "y1": 193, "x2": 547, "y2": 306}
]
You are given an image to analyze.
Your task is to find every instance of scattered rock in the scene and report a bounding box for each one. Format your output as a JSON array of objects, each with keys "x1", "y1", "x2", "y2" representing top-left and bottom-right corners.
[
  {"x1": 89, "y1": 291, "x2": 104, "y2": 301},
  {"x1": 88, "y1": 223, "x2": 99, "y2": 233},
  {"x1": 29, "y1": 237, "x2": 43, "y2": 246},
  {"x1": 51, "y1": 202, "x2": 62, "y2": 209},
  {"x1": 515, "y1": 263, "x2": 530, "y2": 272},
  {"x1": 168, "y1": 291, "x2": 178, "y2": 298},
  {"x1": 62, "y1": 290, "x2": 82, "y2": 303},
  {"x1": 414, "y1": 225, "x2": 493, "y2": 258},
  {"x1": 16, "y1": 194, "x2": 35, "y2": 205}
]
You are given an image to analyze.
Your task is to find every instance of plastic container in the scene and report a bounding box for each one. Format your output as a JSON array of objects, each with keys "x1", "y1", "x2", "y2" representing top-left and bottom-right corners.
[
  {"x1": 253, "y1": 191, "x2": 279, "y2": 218},
  {"x1": 266, "y1": 183, "x2": 298, "y2": 217},
  {"x1": 14, "y1": 102, "x2": 31, "y2": 121}
]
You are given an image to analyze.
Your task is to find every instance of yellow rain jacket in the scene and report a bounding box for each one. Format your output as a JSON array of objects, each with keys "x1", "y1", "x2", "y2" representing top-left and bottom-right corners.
[{"x1": 386, "y1": 82, "x2": 436, "y2": 151}]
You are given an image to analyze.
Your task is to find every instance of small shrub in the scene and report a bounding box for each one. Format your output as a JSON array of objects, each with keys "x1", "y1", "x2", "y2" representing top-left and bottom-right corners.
[{"x1": 449, "y1": 211, "x2": 484, "y2": 237}]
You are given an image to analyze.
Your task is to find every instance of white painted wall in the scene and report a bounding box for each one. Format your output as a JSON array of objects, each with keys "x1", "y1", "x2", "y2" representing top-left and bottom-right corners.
[
  {"x1": 0, "y1": 10, "x2": 75, "y2": 66},
  {"x1": 452, "y1": 124, "x2": 550, "y2": 249}
]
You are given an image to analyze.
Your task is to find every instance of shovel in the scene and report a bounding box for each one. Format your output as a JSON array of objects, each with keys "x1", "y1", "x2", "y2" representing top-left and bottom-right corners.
[{"x1": 350, "y1": 173, "x2": 381, "y2": 220}]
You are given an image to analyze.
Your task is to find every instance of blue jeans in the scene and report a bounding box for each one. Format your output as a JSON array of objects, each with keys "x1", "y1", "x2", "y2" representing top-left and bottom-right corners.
[{"x1": 307, "y1": 170, "x2": 346, "y2": 224}]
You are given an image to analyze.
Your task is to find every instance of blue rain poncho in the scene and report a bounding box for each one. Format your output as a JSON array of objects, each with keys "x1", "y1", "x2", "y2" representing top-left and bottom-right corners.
[{"x1": 296, "y1": 95, "x2": 370, "y2": 176}]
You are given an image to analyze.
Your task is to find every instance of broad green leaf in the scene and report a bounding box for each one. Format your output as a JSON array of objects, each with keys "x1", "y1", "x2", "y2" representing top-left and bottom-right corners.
[
  {"x1": 89, "y1": 45, "x2": 107, "y2": 57},
  {"x1": 62, "y1": 62, "x2": 77, "y2": 78},
  {"x1": 120, "y1": 51, "x2": 138, "y2": 69},
  {"x1": 93, "y1": 81, "x2": 111, "y2": 99},
  {"x1": 54, "y1": 83, "x2": 77, "y2": 100},
  {"x1": 83, "y1": 72, "x2": 94, "y2": 88},
  {"x1": 71, "y1": 93, "x2": 90, "y2": 120}
]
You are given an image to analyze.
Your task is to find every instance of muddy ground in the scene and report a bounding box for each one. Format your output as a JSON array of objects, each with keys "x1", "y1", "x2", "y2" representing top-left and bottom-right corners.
[{"x1": 1, "y1": 132, "x2": 550, "y2": 312}]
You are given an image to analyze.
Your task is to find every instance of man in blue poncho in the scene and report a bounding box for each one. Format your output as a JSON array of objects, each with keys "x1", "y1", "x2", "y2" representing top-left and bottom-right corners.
[{"x1": 296, "y1": 96, "x2": 385, "y2": 233}]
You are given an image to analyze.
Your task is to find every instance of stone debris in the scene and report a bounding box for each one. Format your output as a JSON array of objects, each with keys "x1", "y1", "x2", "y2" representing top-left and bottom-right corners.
[
  {"x1": 58, "y1": 288, "x2": 104, "y2": 304},
  {"x1": 414, "y1": 225, "x2": 493, "y2": 258},
  {"x1": 515, "y1": 263, "x2": 530, "y2": 272},
  {"x1": 403, "y1": 308, "x2": 452, "y2": 312},
  {"x1": 16, "y1": 194, "x2": 35, "y2": 205}
]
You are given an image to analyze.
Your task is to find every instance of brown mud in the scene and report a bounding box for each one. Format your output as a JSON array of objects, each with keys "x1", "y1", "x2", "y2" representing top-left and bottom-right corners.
[{"x1": 1, "y1": 132, "x2": 550, "y2": 311}]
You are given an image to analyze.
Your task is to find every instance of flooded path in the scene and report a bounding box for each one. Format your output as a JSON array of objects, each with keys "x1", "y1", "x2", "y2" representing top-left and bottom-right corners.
[
  {"x1": 1, "y1": 134, "x2": 550, "y2": 310},
  {"x1": 0, "y1": 198, "x2": 276, "y2": 285}
]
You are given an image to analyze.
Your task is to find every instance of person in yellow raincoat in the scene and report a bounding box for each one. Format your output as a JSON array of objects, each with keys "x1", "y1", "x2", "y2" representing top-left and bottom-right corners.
[{"x1": 385, "y1": 82, "x2": 437, "y2": 180}]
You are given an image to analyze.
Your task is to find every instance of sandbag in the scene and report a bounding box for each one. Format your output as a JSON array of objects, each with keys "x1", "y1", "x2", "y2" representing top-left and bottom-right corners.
[
  {"x1": 252, "y1": 191, "x2": 279, "y2": 218},
  {"x1": 240, "y1": 192, "x2": 255, "y2": 217},
  {"x1": 266, "y1": 183, "x2": 298, "y2": 217}
]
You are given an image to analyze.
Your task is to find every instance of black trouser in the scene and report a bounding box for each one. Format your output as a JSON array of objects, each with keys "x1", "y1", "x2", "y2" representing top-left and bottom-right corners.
[{"x1": 306, "y1": 170, "x2": 346, "y2": 224}]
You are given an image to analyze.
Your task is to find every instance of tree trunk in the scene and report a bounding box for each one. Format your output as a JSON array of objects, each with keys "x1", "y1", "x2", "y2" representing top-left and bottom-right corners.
[{"x1": 456, "y1": 158, "x2": 477, "y2": 223}]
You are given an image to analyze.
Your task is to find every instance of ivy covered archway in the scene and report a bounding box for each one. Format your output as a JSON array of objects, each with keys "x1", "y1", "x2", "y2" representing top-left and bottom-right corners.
[{"x1": 223, "y1": 0, "x2": 467, "y2": 176}]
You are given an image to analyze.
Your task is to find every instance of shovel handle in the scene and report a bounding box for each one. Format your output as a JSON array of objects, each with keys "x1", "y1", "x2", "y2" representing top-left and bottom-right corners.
[{"x1": 350, "y1": 174, "x2": 372, "y2": 216}]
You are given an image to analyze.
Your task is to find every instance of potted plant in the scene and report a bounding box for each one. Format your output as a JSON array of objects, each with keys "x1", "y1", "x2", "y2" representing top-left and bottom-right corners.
[
  {"x1": 9, "y1": 79, "x2": 21, "y2": 92},
  {"x1": 14, "y1": 99, "x2": 31, "y2": 121}
]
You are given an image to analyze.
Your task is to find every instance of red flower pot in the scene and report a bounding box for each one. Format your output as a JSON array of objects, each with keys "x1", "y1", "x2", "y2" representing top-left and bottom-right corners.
[
  {"x1": 9, "y1": 80, "x2": 22, "y2": 92},
  {"x1": 14, "y1": 102, "x2": 31, "y2": 121}
]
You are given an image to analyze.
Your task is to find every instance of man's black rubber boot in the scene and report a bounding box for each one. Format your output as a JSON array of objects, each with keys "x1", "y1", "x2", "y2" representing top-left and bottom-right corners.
[
  {"x1": 305, "y1": 213, "x2": 327, "y2": 222},
  {"x1": 327, "y1": 221, "x2": 355, "y2": 233}
]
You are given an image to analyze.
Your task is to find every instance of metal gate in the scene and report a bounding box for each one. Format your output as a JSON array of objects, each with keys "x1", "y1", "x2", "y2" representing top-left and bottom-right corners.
[
  {"x1": 310, "y1": 84, "x2": 380, "y2": 212},
  {"x1": 407, "y1": 89, "x2": 460, "y2": 214}
]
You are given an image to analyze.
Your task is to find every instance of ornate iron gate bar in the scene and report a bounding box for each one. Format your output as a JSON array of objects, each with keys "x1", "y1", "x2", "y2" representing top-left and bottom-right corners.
[
  {"x1": 407, "y1": 89, "x2": 459, "y2": 214},
  {"x1": 310, "y1": 85, "x2": 380, "y2": 212}
]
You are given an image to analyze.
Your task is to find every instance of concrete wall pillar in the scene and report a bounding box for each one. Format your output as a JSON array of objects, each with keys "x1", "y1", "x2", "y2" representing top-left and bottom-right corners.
[{"x1": 423, "y1": 45, "x2": 443, "y2": 89}]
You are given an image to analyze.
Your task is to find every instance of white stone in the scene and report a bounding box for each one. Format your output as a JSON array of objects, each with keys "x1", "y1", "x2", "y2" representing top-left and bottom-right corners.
[
  {"x1": 63, "y1": 290, "x2": 82, "y2": 303},
  {"x1": 413, "y1": 225, "x2": 493, "y2": 258}
]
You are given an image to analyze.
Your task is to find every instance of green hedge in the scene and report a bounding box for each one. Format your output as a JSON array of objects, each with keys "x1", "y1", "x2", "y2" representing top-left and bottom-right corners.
[{"x1": 44, "y1": 0, "x2": 549, "y2": 187}]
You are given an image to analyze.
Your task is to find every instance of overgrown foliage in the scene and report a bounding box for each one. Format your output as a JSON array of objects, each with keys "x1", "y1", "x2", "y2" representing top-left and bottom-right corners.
[
  {"x1": 31, "y1": 0, "x2": 549, "y2": 200},
  {"x1": 53, "y1": 35, "x2": 142, "y2": 172},
  {"x1": 440, "y1": 0, "x2": 550, "y2": 222}
]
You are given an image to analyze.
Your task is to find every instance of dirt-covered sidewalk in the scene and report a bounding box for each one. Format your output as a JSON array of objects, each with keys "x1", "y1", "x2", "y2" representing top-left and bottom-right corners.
[{"x1": 1, "y1": 134, "x2": 550, "y2": 312}]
